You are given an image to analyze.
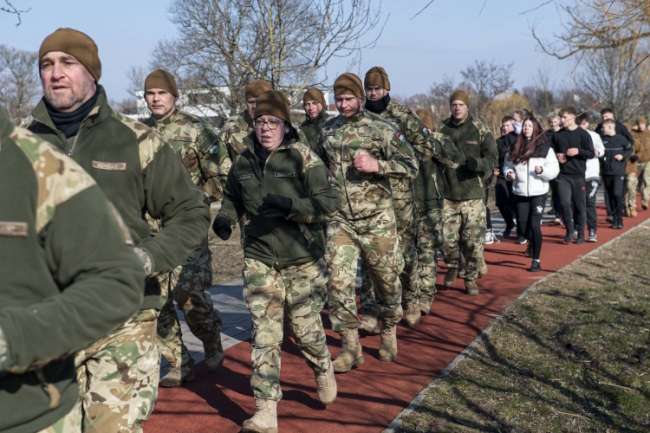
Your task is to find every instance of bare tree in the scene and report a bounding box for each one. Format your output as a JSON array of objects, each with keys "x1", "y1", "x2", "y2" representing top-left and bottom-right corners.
[
  {"x1": 0, "y1": 45, "x2": 39, "y2": 124},
  {"x1": 1, "y1": 0, "x2": 30, "y2": 26},
  {"x1": 459, "y1": 60, "x2": 514, "y2": 120},
  {"x1": 138, "y1": 0, "x2": 387, "y2": 117},
  {"x1": 426, "y1": 75, "x2": 458, "y2": 124},
  {"x1": 522, "y1": 66, "x2": 558, "y2": 118}
]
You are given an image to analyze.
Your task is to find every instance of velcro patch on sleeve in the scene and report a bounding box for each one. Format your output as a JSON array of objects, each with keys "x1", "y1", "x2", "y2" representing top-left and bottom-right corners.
[
  {"x1": 173, "y1": 136, "x2": 193, "y2": 142},
  {"x1": 238, "y1": 174, "x2": 255, "y2": 181},
  {"x1": 92, "y1": 161, "x2": 127, "y2": 171},
  {"x1": 0, "y1": 221, "x2": 28, "y2": 237},
  {"x1": 274, "y1": 172, "x2": 296, "y2": 178},
  {"x1": 465, "y1": 140, "x2": 479, "y2": 145}
]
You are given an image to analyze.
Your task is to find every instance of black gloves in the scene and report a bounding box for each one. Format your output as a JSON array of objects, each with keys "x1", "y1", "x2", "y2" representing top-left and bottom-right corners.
[
  {"x1": 212, "y1": 216, "x2": 232, "y2": 240},
  {"x1": 259, "y1": 194, "x2": 293, "y2": 218},
  {"x1": 465, "y1": 156, "x2": 479, "y2": 171},
  {"x1": 630, "y1": 155, "x2": 639, "y2": 162}
]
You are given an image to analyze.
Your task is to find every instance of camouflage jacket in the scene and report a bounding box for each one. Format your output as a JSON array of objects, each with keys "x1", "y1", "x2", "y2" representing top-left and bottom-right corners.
[
  {"x1": 0, "y1": 106, "x2": 143, "y2": 432},
  {"x1": 219, "y1": 135, "x2": 340, "y2": 268},
  {"x1": 299, "y1": 109, "x2": 330, "y2": 152},
  {"x1": 413, "y1": 131, "x2": 461, "y2": 212},
  {"x1": 220, "y1": 110, "x2": 254, "y2": 162},
  {"x1": 144, "y1": 109, "x2": 231, "y2": 202},
  {"x1": 29, "y1": 86, "x2": 210, "y2": 310},
  {"x1": 316, "y1": 109, "x2": 418, "y2": 220},
  {"x1": 435, "y1": 114, "x2": 498, "y2": 201}
]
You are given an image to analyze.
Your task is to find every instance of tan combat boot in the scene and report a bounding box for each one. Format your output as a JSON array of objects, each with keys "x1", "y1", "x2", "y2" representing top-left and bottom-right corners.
[
  {"x1": 630, "y1": 207, "x2": 638, "y2": 217},
  {"x1": 378, "y1": 324, "x2": 398, "y2": 362},
  {"x1": 358, "y1": 314, "x2": 380, "y2": 334},
  {"x1": 465, "y1": 280, "x2": 479, "y2": 295},
  {"x1": 418, "y1": 296, "x2": 433, "y2": 315},
  {"x1": 242, "y1": 399, "x2": 278, "y2": 433},
  {"x1": 332, "y1": 328, "x2": 364, "y2": 373},
  {"x1": 315, "y1": 362, "x2": 337, "y2": 405},
  {"x1": 404, "y1": 302, "x2": 420, "y2": 327},
  {"x1": 159, "y1": 366, "x2": 195, "y2": 388},
  {"x1": 478, "y1": 258, "x2": 488, "y2": 277},
  {"x1": 204, "y1": 339, "x2": 224, "y2": 373},
  {"x1": 443, "y1": 268, "x2": 458, "y2": 288}
]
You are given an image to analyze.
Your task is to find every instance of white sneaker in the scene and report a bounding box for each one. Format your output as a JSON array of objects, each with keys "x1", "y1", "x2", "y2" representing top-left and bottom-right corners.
[{"x1": 484, "y1": 229, "x2": 494, "y2": 245}]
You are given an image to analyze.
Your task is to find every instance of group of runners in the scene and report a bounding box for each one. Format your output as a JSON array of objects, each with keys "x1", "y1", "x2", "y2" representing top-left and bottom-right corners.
[{"x1": 3, "y1": 26, "x2": 650, "y2": 433}]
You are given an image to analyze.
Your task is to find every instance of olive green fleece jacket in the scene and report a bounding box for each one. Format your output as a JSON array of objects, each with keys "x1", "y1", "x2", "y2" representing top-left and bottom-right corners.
[
  {"x1": 0, "y1": 107, "x2": 144, "y2": 433},
  {"x1": 218, "y1": 134, "x2": 340, "y2": 268},
  {"x1": 28, "y1": 87, "x2": 210, "y2": 309},
  {"x1": 435, "y1": 114, "x2": 498, "y2": 201},
  {"x1": 299, "y1": 109, "x2": 330, "y2": 152}
]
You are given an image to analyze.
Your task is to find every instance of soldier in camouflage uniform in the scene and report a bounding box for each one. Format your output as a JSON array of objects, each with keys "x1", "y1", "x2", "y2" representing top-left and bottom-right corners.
[
  {"x1": 29, "y1": 29, "x2": 210, "y2": 433},
  {"x1": 0, "y1": 106, "x2": 144, "y2": 433},
  {"x1": 316, "y1": 73, "x2": 418, "y2": 372},
  {"x1": 359, "y1": 67, "x2": 434, "y2": 330},
  {"x1": 213, "y1": 90, "x2": 340, "y2": 433},
  {"x1": 299, "y1": 87, "x2": 330, "y2": 151},
  {"x1": 143, "y1": 69, "x2": 231, "y2": 386},
  {"x1": 414, "y1": 109, "x2": 461, "y2": 314},
  {"x1": 435, "y1": 90, "x2": 498, "y2": 295}
]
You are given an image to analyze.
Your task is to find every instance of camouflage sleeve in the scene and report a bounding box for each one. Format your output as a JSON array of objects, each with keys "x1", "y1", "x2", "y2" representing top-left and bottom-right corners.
[
  {"x1": 405, "y1": 111, "x2": 433, "y2": 161},
  {"x1": 217, "y1": 162, "x2": 245, "y2": 225},
  {"x1": 200, "y1": 128, "x2": 232, "y2": 202},
  {"x1": 286, "y1": 147, "x2": 341, "y2": 224},
  {"x1": 376, "y1": 128, "x2": 419, "y2": 180},
  {"x1": 430, "y1": 132, "x2": 461, "y2": 169},
  {"x1": 315, "y1": 132, "x2": 330, "y2": 168}
]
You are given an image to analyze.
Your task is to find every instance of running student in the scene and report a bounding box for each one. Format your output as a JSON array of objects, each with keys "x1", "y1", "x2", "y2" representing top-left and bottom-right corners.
[
  {"x1": 504, "y1": 117, "x2": 559, "y2": 272},
  {"x1": 577, "y1": 113, "x2": 604, "y2": 242},
  {"x1": 546, "y1": 115, "x2": 564, "y2": 226},
  {"x1": 601, "y1": 119, "x2": 633, "y2": 229}
]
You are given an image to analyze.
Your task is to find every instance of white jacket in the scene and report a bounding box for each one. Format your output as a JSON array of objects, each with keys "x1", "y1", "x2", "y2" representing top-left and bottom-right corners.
[
  {"x1": 503, "y1": 146, "x2": 560, "y2": 197},
  {"x1": 585, "y1": 129, "x2": 604, "y2": 180}
]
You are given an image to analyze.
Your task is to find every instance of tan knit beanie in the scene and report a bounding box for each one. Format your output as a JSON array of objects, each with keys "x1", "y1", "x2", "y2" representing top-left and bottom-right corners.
[
  {"x1": 415, "y1": 109, "x2": 435, "y2": 131},
  {"x1": 39, "y1": 28, "x2": 101, "y2": 82},
  {"x1": 254, "y1": 90, "x2": 291, "y2": 122},
  {"x1": 449, "y1": 90, "x2": 471, "y2": 109},
  {"x1": 245, "y1": 80, "x2": 272, "y2": 100},
  {"x1": 303, "y1": 88, "x2": 327, "y2": 108},
  {"x1": 333, "y1": 73, "x2": 364, "y2": 100},
  {"x1": 364, "y1": 66, "x2": 390, "y2": 91},
  {"x1": 144, "y1": 69, "x2": 179, "y2": 97},
  {"x1": 638, "y1": 116, "x2": 647, "y2": 125}
]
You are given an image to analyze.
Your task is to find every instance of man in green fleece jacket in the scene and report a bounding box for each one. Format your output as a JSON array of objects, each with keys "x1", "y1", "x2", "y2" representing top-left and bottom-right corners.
[
  {"x1": 0, "y1": 105, "x2": 144, "y2": 433},
  {"x1": 435, "y1": 90, "x2": 498, "y2": 295},
  {"x1": 27, "y1": 28, "x2": 210, "y2": 433}
]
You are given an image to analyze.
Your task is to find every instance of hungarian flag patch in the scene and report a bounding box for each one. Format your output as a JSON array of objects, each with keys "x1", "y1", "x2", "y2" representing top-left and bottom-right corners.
[
  {"x1": 396, "y1": 132, "x2": 406, "y2": 142},
  {"x1": 420, "y1": 125, "x2": 430, "y2": 136},
  {"x1": 209, "y1": 144, "x2": 219, "y2": 154}
]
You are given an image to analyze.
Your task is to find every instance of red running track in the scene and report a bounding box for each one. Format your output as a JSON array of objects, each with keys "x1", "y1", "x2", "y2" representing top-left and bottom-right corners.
[{"x1": 144, "y1": 198, "x2": 648, "y2": 433}]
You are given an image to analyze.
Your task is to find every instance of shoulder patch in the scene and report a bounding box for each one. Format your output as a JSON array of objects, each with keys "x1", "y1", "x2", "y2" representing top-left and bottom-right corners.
[
  {"x1": 10, "y1": 126, "x2": 96, "y2": 232},
  {"x1": 113, "y1": 113, "x2": 166, "y2": 170},
  {"x1": 396, "y1": 131, "x2": 406, "y2": 142}
]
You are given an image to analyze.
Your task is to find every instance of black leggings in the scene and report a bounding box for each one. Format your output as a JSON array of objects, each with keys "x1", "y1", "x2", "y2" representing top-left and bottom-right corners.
[
  {"x1": 604, "y1": 175, "x2": 624, "y2": 223},
  {"x1": 514, "y1": 194, "x2": 547, "y2": 260}
]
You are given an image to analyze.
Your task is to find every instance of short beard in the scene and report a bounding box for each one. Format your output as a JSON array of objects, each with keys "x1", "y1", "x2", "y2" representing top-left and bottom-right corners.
[{"x1": 44, "y1": 79, "x2": 96, "y2": 112}]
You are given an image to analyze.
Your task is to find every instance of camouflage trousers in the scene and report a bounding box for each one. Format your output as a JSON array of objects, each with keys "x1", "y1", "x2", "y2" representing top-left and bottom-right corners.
[
  {"x1": 623, "y1": 172, "x2": 638, "y2": 210},
  {"x1": 416, "y1": 209, "x2": 444, "y2": 299},
  {"x1": 326, "y1": 210, "x2": 404, "y2": 332},
  {"x1": 75, "y1": 309, "x2": 159, "y2": 433},
  {"x1": 37, "y1": 401, "x2": 82, "y2": 433},
  {"x1": 440, "y1": 199, "x2": 486, "y2": 281},
  {"x1": 638, "y1": 161, "x2": 650, "y2": 204},
  {"x1": 157, "y1": 237, "x2": 222, "y2": 374},
  {"x1": 359, "y1": 196, "x2": 417, "y2": 314},
  {"x1": 243, "y1": 257, "x2": 331, "y2": 401}
]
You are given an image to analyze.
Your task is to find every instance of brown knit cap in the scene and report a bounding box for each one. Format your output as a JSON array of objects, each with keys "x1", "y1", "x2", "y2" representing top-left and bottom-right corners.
[
  {"x1": 245, "y1": 80, "x2": 272, "y2": 100},
  {"x1": 303, "y1": 88, "x2": 327, "y2": 108},
  {"x1": 39, "y1": 28, "x2": 101, "y2": 82},
  {"x1": 254, "y1": 90, "x2": 291, "y2": 122},
  {"x1": 334, "y1": 73, "x2": 364, "y2": 100},
  {"x1": 415, "y1": 109, "x2": 435, "y2": 131},
  {"x1": 144, "y1": 69, "x2": 179, "y2": 97},
  {"x1": 364, "y1": 66, "x2": 390, "y2": 91},
  {"x1": 638, "y1": 116, "x2": 647, "y2": 125},
  {"x1": 449, "y1": 90, "x2": 471, "y2": 109}
]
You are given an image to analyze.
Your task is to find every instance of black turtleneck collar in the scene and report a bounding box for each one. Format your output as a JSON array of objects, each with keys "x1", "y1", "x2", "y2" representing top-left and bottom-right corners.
[
  {"x1": 365, "y1": 93, "x2": 391, "y2": 114},
  {"x1": 45, "y1": 88, "x2": 100, "y2": 138}
]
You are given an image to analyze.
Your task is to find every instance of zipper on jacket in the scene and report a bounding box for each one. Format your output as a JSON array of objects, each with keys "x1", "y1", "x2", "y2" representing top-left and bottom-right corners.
[
  {"x1": 31, "y1": 116, "x2": 67, "y2": 152},
  {"x1": 261, "y1": 151, "x2": 280, "y2": 265}
]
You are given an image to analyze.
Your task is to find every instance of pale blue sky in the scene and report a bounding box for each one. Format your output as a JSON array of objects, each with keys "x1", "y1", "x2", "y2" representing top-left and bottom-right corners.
[{"x1": 0, "y1": 0, "x2": 572, "y2": 101}]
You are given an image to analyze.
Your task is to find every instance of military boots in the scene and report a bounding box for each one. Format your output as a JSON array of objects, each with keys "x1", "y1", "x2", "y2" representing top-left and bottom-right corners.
[
  {"x1": 404, "y1": 302, "x2": 420, "y2": 327},
  {"x1": 242, "y1": 399, "x2": 278, "y2": 433},
  {"x1": 443, "y1": 268, "x2": 458, "y2": 287},
  {"x1": 465, "y1": 280, "x2": 479, "y2": 295},
  {"x1": 332, "y1": 328, "x2": 364, "y2": 373},
  {"x1": 204, "y1": 339, "x2": 224, "y2": 373},
  {"x1": 378, "y1": 324, "x2": 398, "y2": 362},
  {"x1": 418, "y1": 295, "x2": 433, "y2": 315},
  {"x1": 315, "y1": 362, "x2": 337, "y2": 405},
  {"x1": 358, "y1": 314, "x2": 380, "y2": 334},
  {"x1": 159, "y1": 366, "x2": 195, "y2": 388}
]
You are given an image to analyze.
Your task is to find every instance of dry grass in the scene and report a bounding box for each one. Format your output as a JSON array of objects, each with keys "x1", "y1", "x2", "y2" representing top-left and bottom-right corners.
[{"x1": 399, "y1": 222, "x2": 650, "y2": 433}]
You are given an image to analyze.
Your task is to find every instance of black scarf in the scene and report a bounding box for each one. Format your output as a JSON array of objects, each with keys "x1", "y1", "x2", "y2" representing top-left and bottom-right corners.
[
  {"x1": 45, "y1": 88, "x2": 99, "y2": 138},
  {"x1": 364, "y1": 94, "x2": 391, "y2": 114},
  {"x1": 254, "y1": 140, "x2": 272, "y2": 172}
]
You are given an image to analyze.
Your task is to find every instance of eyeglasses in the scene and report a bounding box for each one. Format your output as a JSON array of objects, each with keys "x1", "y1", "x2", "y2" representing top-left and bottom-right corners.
[{"x1": 254, "y1": 119, "x2": 284, "y2": 130}]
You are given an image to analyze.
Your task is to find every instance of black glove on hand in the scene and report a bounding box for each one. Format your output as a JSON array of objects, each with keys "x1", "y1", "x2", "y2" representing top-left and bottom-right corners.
[
  {"x1": 212, "y1": 216, "x2": 232, "y2": 240},
  {"x1": 259, "y1": 194, "x2": 292, "y2": 218},
  {"x1": 630, "y1": 155, "x2": 640, "y2": 162},
  {"x1": 465, "y1": 156, "x2": 479, "y2": 171}
]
